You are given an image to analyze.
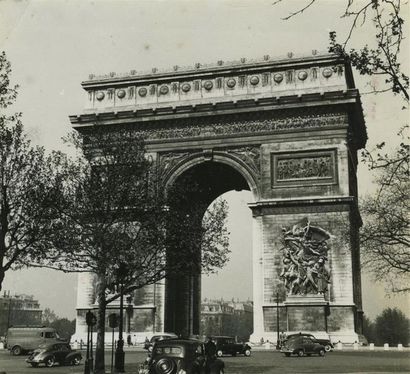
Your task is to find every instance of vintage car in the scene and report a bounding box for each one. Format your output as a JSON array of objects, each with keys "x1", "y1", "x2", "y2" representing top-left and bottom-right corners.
[
  {"x1": 284, "y1": 333, "x2": 333, "y2": 352},
  {"x1": 281, "y1": 336, "x2": 326, "y2": 357},
  {"x1": 26, "y1": 342, "x2": 82, "y2": 368},
  {"x1": 211, "y1": 336, "x2": 251, "y2": 357},
  {"x1": 144, "y1": 333, "x2": 179, "y2": 352},
  {"x1": 143, "y1": 338, "x2": 224, "y2": 374}
]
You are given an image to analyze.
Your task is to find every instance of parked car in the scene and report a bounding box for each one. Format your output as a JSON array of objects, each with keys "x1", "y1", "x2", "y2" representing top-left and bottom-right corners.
[
  {"x1": 284, "y1": 333, "x2": 333, "y2": 352},
  {"x1": 144, "y1": 333, "x2": 178, "y2": 352},
  {"x1": 211, "y1": 336, "x2": 251, "y2": 357},
  {"x1": 281, "y1": 336, "x2": 326, "y2": 357},
  {"x1": 5, "y1": 326, "x2": 64, "y2": 355},
  {"x1": 26, "y1": 342, "x2": 82, "y2": 368},
  {"x1": 143, "y1": 338, "x2": 224, "y2": 374}
]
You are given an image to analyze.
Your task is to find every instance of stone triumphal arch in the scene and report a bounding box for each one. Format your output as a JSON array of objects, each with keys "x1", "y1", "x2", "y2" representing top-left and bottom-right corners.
[{"x1": 71, "y1": 52, "x2": 366, "y2": 343}]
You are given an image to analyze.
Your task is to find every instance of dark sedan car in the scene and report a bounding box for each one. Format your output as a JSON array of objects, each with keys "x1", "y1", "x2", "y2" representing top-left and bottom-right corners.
[
  {"x1": 284, "y1": 333, "x2": 333, "y2": 352},
  {"x1": 26, "y1": 342, "x2": 82, "y2": 368},
  {"x1": 211, "y1": 336, "x2": 251, "y2": 357},
  {"x1": 281, "y1": 336, "x2": 326, "y2": 357},
  {"x1": 143, "y1": 338, "x2": 224, "y2": 374}
]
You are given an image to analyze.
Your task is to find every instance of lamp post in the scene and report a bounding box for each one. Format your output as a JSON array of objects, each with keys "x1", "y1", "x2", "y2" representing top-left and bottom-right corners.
[
  {"x1": 275, "y1": 292, "x2": 280, "y2": 350},
  {"x1": 126, "y1": 295, "x2": 133, "y2": 346},
  {"x1": 84, "y1": 310, "x2": 97, "y2": 374},
  {"x1": 114, "y1": 263, "x2": 127, "y2": 373}
]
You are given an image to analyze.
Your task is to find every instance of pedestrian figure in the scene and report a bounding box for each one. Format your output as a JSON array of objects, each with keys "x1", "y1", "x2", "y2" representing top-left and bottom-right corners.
[{"x1": 204, "y1": 337, "x2": 217, "y2": 374}]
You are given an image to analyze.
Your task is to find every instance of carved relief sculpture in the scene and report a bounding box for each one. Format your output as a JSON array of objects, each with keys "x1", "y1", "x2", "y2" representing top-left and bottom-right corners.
[
  {"x1": 280, "y1": 218, "x2": 331, "y2": 296},
  {"x1": 277, "y1": 155, "x2": 333, "y2": 180}
]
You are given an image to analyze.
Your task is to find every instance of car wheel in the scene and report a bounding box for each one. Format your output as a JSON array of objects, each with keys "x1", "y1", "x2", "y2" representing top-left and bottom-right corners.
[
  {"x1": 11, "y1": 345, "x2": 22, "y2": 356},
  {"x1": 30, "y1": 363, "x2": 39, "y2": 368},
  {"x1": 155, "y1": 358, "x2": 176, "y2": 374},
  {"x1": 244, "y1": 349, "x2": 251, "y2": 357},
  {"x1": 297, "y1": 349, "x2": 304, "y2": 357},
  {"x1": 216, "y1": 350, "x2": 223, "y2": 357},
  {"x1": 324, "y1": 344, "x2": 332, "y2": 352},
  {"x1": 285, "y1": 353, "x2": 291, "y2": 357},
  {"x1": 45, "y1": 356, "x2": 55, "y2": 368},
  {"x1": 71, "y1": 356, "x2": 81, "y2": 365},
  {"x1": 319, "y1": 349, "x2": 325, "y2": 357}
]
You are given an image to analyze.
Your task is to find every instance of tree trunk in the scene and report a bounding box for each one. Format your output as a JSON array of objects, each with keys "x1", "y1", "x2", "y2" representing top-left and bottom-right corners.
[
  {"x1": 94, "y1": 276, "x2": 107, "y2": 374},
  {"x1": 0, "y1": 266, "x2": 5, "y2": 292}
]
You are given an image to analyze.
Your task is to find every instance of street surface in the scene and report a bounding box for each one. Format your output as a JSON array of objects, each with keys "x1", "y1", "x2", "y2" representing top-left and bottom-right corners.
[{"x1": 0, "y1": 349, "x2": 409, "y2": 373}]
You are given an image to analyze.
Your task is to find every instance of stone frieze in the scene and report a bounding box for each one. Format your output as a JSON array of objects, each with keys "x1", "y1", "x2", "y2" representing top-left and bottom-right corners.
[{"x1": 139, "y1": 112, "x2": 347, "y2": 141}]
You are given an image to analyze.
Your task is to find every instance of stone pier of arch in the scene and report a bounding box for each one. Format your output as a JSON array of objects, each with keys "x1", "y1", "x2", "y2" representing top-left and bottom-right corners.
[{"x1": 70, "y1": 52, "x2": 366, "y2": 344}]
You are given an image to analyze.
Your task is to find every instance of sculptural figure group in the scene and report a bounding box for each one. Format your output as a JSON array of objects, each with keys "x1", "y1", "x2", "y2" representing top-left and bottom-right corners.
[{"x1": 280, "y1": 218, "x2": 331, "y2": 296}]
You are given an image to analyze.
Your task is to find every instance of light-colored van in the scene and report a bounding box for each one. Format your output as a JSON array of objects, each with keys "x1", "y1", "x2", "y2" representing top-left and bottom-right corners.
[{"x1": 5, "y1": 326, "x2": 63, "y2": 355}]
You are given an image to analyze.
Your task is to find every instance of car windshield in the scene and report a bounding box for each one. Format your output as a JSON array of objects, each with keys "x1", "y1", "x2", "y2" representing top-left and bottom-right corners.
[{"x1": 154, "y1": 346, "x2": 182, "y2": 355}]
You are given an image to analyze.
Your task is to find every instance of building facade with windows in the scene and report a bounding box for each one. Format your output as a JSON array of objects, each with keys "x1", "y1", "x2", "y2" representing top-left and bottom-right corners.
[{"x1": 0, "y1": 292, "x2": 42, "y2": 337}]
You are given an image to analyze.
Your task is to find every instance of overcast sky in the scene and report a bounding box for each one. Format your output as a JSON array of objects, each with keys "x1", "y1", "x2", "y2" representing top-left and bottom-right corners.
[{"x1": 1, "y1": 0, "x2": 408, "y2": 320}]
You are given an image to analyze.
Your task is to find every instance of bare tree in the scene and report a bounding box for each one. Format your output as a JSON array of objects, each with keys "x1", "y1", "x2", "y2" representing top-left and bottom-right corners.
[
  {"x1": 0, "y1": 52, "x2": 67, "y2": 291},
  {"x1": 360, "y1": 141, "x2": 409, "y2": 293},
  {"x1": 274, "y1": 0, "x2": 409, "y2": 101},
  {"x1": 33, "y1": 129, "x2": 230, "y2": 373}
]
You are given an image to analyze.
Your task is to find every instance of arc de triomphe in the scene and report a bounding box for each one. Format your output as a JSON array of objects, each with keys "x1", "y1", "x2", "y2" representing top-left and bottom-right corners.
[{"x1": 70, "y1": 52, "x2": 366, "y2": 344}]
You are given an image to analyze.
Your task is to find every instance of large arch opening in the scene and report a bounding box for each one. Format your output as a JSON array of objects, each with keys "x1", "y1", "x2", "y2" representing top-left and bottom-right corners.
[
  {"x1": 164, "y1": 160, "x2": 254, "y2": 336},
  {"x1": 201, "y1": 189, "x2": 253, "y2": 340}
]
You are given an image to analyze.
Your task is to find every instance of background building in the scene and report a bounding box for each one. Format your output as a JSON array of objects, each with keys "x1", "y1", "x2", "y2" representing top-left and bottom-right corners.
[
  {"x1": 0, "y1": 291, "x2": 42, "y2": 336},
  {"x1": 200, "y1": 298, "x2": 253, "y2": 340}
]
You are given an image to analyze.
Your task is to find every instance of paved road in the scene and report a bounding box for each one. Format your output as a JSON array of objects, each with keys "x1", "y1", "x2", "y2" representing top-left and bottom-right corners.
[{"x1": 0, "y1": 349, "x2": 409, "y2": 373}]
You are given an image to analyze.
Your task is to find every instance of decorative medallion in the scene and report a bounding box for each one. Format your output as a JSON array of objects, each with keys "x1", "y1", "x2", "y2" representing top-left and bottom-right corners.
[
  {"x1": 226, "y1": 78, "x2": 236, "y2": 88},
  {"x1": 250, "y1": 76, "x2": 260, "y2": 85},
  {"x1": 273, "y1": 73, "x2": 283, "y2": 83},
  {"x1": 298, "y1": 71, "x2": 308, "y2": 81},
  {"x1": 159, "y1": 85, "x2": 169, "y2": 95},
  {"x1": 322, "y1": 68, "x2": 333, "y2": 78},
  {"x1": 280, "y1": 218, "x2": 331, "y2": 295},
  {"x1": 116, "y1": 89, "x2": 126, "y2": 99},
  {"x1": 138, "y1": 87, "x2": 148, "y2": 97},
  {"x1": 203, "y1": 80, "x2": 213, "y2": 90},
  {"x1": 96, "y1": 92, "x2": 105, "y2": 101},
  {"x1": 181, "y1": 83, "x2": 191, "y2": 93}
]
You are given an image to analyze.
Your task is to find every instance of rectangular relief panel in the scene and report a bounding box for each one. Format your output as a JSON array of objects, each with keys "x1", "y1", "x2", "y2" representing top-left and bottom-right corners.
[{"x1": 271, "y1": 149, "x2": 338, "y2": 188}]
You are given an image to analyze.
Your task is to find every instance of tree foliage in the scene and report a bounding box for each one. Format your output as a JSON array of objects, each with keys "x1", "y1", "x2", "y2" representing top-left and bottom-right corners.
[
  {"x1": 360, "y1": 141, "x2": 409, "y2": 292},
  {"x1": 0, "y1": 52, "x2": 65, "y2": 292},
  {"x1": 42, "y1": 308, "x2": 76, "y2": 341},
  {"x1": 374, "y1": 308, "x2": 409, "y2": 345},
  {"x1": 31, "y1": 129, "x2": 230, "y2": 373}
]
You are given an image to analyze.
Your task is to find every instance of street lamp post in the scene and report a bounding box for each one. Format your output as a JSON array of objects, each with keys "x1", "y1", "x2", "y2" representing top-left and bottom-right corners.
[
  {"x1": 84, "y1": 310, "x2": 97, "y2": 374},
  {"x1": 275, "y1": 292, "x2": 280, "y2": 350},
  {"x1": 126, "y1": 295, "x2": 133, "y2": 346}
]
